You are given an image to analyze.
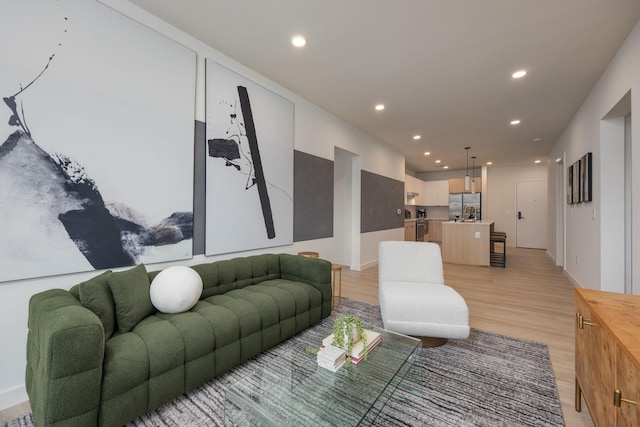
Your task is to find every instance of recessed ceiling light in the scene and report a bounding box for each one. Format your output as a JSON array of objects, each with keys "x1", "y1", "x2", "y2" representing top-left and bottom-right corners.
[
  {"x1": 512, "y1": 70, "x2": 527, "y2": 79},
  {"x1": 534, "y1": 160, "x2": 541, "y2": 164},
  {"x1": 413, "y1": 135, "x2": 421, "y2": 140},
  {"x1": 375, "y1": 104, "x2": 385, "y2": 111},
  {"x1": 532, "y1": 137, "x2": 542, "y2": 143},
  {"x1": 291, "y1": 35, "x2": 306, "y2": 47},
  {"x1": 510, "y1": 119, "x2": 521, "y2": 125},
  {"x1": 435, "y1": 160, "x2": 441, "y2": 164},
  {"x1": 424, "y1": 151, "x2": 431, "y2": 156},
  {"x1": 486, "y1": 161, "x2": 493, "y2": 165},
  {"x1": 443, "y1": 166, "x2": 449, "y2": 169}
]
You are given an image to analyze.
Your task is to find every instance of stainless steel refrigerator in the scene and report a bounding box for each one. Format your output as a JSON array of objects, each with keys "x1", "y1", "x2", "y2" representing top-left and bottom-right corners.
[{"x1": 449, "y1": 193, "x2": 481, "y2": 220}]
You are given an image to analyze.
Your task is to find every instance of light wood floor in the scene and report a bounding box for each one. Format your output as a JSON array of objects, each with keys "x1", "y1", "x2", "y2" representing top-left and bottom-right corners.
[
  {"x1": 0, "y1": 248, "x2": 595, "y2": 425},
  {"x1": 339, "y1": 247, "x2": 595, "y2": 427}
]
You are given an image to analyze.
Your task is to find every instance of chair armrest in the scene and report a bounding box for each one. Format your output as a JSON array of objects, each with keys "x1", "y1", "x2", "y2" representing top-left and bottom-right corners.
[
  {"x1": 27, "y1": 289, "x2": 104, "y2": 427},
  {"x1": 279, "y1": 254, "x2": 332, "y2": 318}
]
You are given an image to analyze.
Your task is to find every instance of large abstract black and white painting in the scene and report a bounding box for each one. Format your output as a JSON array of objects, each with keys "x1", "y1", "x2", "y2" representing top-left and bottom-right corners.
[
  {"x1": 205, "y1": 60, "x2": 293, "y2": 255},
  {"x1": 0, "y1": 1, "x2": 196, "y2": 282}
]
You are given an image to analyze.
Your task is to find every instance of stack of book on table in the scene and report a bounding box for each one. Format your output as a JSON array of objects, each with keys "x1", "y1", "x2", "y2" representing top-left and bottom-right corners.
[
  {"x1": 317, "y1": 344, "x2": 347, "y2": 372},
  {"x1": 321, "y1": 329, "x2": 383, "y2": 365}
]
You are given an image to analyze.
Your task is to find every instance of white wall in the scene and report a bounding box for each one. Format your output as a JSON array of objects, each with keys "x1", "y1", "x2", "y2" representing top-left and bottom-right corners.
[
  {"x1": 360, "y1": 228, "x2": 404, "y2": 270},
  {"x1": 548, "y1": 20, "x2": 640, "y2": 291},
  {"x1": 0, "y1": 0, "x2": 405, "y2": 410},
  {"x1": 485, "y1": 164, "x2": 548, "y2": 246},
  {"x1": 417, "y1": 168, "x2": 481, "y2": 182},
  {"x1": 333, "y1": 147, "x2": 356, "y2": 267}
]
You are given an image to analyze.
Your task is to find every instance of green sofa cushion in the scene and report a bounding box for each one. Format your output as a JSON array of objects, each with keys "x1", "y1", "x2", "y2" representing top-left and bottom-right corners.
[
  {"x1": 78, "y1": 270, "x2": 115, "y2": 339},
  {"x1": 108, "y1": 264, "x2": 155, "y2": 333}
]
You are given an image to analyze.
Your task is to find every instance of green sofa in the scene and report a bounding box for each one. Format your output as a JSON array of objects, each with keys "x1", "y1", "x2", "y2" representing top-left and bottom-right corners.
[{"x1": 26, "y1": 253, "x2": 332, "y2": 427}]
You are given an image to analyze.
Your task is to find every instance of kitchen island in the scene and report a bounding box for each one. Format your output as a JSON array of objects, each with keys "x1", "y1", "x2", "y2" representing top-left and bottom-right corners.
[{"x1": 441, "y1": 220, "x2": 494, "y2": 266}]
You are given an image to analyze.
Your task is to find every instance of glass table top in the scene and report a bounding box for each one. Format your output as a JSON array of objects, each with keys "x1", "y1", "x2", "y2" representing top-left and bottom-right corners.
[{"x1": 225, "y1": 327, "x2": 420, "y2": 426}]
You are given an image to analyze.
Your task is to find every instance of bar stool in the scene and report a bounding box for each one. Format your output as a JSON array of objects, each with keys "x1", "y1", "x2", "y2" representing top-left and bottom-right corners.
[
  {"x1": 297, "y1": 251, "x2": 319, "y2": 258},
  {"x1": 331, "y1": 264, "x2": 342, "y2": 308},
  {"x1": 490, "y1": 232, "x2": 507, "y2": 268}
]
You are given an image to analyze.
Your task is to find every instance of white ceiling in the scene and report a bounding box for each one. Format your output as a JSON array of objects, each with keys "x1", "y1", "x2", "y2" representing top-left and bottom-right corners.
[{"x1": 128, "y1": 0, "x2": 640, "y2": 173}]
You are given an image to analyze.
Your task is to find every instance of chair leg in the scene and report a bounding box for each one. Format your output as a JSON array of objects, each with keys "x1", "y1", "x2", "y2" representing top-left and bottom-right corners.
[{"x1": 490, "y1": 239, "x2": 506, "y2": 268}]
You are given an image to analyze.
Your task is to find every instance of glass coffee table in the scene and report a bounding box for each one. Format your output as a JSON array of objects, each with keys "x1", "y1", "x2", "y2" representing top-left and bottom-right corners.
[{"x1": 225, "y1": 327, "x2": 420, "y2": 426}]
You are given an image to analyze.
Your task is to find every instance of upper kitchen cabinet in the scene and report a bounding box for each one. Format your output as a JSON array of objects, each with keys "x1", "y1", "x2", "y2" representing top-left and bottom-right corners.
[
  {"x1": 449, "y1": 177, "x2": 482, "y2": 193},
  {"x1": 405, "y1": 174, "x2": 426, "y2": 205},
  {"x1": 424, "y1": 180, "x2": 449, "y2": 206}
]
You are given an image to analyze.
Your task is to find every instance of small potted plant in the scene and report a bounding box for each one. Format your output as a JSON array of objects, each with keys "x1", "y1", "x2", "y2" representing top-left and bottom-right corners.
[{"x1": 332, "y1": 315, "x2": 368, "y2": 364}]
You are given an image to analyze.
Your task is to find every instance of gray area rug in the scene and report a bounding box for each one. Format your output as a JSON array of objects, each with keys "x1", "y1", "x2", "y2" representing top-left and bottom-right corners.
[{"x1": 4, "y1": 299, "x2": 564, "y2": 427}]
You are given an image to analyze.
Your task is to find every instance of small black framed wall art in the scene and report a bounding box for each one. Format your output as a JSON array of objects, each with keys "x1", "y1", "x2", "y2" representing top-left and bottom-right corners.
[
  {"x1": 572, "y1": 160, "x2": 580, "y2": 203},
  {"x1": 568, "y1": 152, "x2": 593, "y2": 205},
  {"x1": 567, "y1": 164, "x2": 574, "y2": 204},
  {"x1": 580, "y1": 152, "x2": 593, "y2": 203}
]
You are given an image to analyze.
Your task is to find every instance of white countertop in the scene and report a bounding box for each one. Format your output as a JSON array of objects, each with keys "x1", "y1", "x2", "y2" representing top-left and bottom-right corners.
[{"x1": 442, "y1": 220, "x2": 493, "y2": 224}]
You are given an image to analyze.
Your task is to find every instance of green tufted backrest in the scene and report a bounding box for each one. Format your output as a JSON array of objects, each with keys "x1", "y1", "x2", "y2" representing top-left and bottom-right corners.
[{"x1": 190, "y1": 253, "x2": 282, "y2": 298}]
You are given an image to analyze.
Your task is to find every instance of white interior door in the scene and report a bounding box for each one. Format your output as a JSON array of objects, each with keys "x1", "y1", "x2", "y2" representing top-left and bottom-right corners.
[{"x1": 516, "y1": 180, "x2": 547, "y2": 249}]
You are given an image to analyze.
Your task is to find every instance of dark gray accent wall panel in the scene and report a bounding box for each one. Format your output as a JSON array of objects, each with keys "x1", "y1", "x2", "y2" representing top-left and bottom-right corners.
[
  {"x1": 361, "y1": 170, "x2": 404, "y2": 233},
  {"x1": 294, "y1": 150, "x2": 334, "y2": 241},
  {"x1": 193, "y1": 120, "x2": 206, "y2": 255}
]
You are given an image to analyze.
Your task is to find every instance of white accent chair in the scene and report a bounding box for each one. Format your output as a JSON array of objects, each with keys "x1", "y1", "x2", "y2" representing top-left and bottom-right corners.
[{"x1": 378, "y1": 241, "x2": 469, "y2": 346}]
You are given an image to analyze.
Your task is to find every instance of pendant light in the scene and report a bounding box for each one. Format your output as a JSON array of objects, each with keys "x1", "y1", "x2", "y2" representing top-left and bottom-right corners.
[
  {"x1": 464, "y1": 147, "x2": 471, "y2": 191},
  {"x1": 471, "y1": 156, "x2": 477, "y2": 194}
]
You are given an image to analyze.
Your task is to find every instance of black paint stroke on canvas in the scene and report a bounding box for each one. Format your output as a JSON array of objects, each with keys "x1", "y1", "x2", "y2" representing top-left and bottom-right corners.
[
  {"x1": 1, "y1": 6, "x2": 192, "y2": 274},
  {"x1": 208, "y1": 86, "x2": 280, "y2": 240},
  {"x1": 237, "y1": 86, "x2": 275, "y2": 239},
  {"x1": 0, "y1": 130, "x2": 194, "y2": 270}
]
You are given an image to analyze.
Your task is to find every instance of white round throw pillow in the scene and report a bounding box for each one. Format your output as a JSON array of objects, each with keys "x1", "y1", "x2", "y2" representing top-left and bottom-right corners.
[{"x1": 150, "y1": 266, "x2": 203, "y2": 313}]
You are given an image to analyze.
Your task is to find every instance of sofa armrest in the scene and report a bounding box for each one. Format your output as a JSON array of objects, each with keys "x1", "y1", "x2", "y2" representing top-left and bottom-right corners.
[
  {"x1": 27, "y1": 289, "x2": 105, "y2": 427},
  {"x1": 279, "y1": 254, "x2": 332, "y2": 318}
]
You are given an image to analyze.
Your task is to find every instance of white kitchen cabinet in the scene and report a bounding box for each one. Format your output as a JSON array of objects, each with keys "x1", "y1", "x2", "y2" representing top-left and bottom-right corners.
[
  {"x1": 405, "y1": 174, "x2": 426, "y2": 205},
  {"x1": 424, "y1": 180, "x2": 449, "y2": 206}
]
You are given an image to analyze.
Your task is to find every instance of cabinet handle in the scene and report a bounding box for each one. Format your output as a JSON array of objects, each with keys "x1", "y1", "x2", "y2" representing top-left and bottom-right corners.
[
  {"x1": 576, "y1": 312, "x2": 596, "y2": 329},
  {"x1": 614, "y1": 389, "x2": 638, "y2": 407}
]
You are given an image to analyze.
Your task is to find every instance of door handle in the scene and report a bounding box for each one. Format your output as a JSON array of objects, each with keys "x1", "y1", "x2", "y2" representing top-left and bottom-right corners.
[
  {"x1": 517, "y1": 211, "x2": 524, "y2": 220},
  {"x1": 614, "y1": 389, "x2": 638, "y2": 407}
]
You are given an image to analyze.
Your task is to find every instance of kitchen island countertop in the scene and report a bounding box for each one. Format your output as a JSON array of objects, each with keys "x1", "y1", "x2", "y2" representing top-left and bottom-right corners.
[{"x1": 442, "y1": 220, "x2": 492, "y2": 224}]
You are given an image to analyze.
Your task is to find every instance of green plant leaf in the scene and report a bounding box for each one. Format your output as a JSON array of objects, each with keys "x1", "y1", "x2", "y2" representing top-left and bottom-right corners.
[{"x1": 331, "y1": 315, "x2": 369, "y2": 365}]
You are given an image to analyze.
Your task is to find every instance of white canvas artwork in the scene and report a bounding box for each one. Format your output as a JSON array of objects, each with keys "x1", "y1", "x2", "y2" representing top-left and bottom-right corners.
[
  {"x1": 205, "y1": 59, "x2": 293, "y2": 255},
  {"x1": 0, "y1": 1, "x2": 196, "y2": 282}
]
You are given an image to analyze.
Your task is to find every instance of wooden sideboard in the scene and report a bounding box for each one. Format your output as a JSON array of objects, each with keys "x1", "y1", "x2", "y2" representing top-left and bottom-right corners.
[{"x1": 575, "y1": 288, "x2": 640, "y2": 426}]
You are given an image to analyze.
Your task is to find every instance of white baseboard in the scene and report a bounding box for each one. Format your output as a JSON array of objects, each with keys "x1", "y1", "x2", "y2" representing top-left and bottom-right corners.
[
  {"x1": 563, "y1": 269, "x2": 583, "y2": 288},
  {"x1": 358, "y1": 259, "x2": 378, "y2": 271},
  {"x1": 546, "y1": 250, "x2": 555, "y2": 263},
  {"x1": 0, "y1": 385, "x2": 28, "y2": 412}
]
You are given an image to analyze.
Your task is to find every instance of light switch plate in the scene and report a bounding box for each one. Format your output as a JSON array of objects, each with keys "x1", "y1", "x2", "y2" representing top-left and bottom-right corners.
[{"x1": 474, "y1": 231, "x2": 480, "y2": 238}]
